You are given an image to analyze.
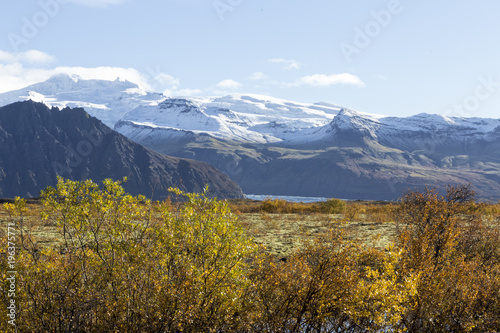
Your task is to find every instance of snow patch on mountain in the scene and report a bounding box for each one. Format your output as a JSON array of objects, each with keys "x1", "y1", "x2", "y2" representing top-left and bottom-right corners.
[
  {"x1": 116, "y1": 94, "x2": 343, "y2": 143},
  {"x1": 1, "y1": 75, "x2": 499, "y2": 147},
  {"x1": 0, "y1": 74, "x2": 165, "y2": 127}
]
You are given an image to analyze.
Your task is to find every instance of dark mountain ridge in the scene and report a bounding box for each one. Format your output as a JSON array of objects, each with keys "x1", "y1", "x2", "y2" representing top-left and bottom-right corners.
[{"x1": 0, "y1": 101, "x2": 245, "y2": 199}]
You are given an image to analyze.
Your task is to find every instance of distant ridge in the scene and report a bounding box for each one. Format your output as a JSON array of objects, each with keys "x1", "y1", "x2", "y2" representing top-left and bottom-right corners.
[
  {"x1": 1, "y1": 76, "x2": 500, "y2": 200},
  {"x1": 116, "y1": 97, "x2": 500, "y2": 201},
  {"x1": 0, "y1": 101, "x2": 245, "y2": 199}
]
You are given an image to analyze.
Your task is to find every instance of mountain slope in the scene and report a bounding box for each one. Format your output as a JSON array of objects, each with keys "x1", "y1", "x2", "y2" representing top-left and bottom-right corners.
[
  {"x1": 115, "y1": 94, "x2": 343, "y2": 144},
  {"x1": 1, "y1": 76, "x2": 500, "y2": 200},
  {"x1": 119, "y1": 103, "x2": 500, "y2": 200},
  {"x1": 0, "y1": 101, "x2": 244, "y2": 199},
  {"x1": 0, "y1": 74, "x2": 164, "y2": 127}
]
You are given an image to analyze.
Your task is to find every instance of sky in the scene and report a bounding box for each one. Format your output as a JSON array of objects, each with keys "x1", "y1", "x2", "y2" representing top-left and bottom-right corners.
[{"x1": 1, "y1": 0, "x2": 500, "y2": 118}]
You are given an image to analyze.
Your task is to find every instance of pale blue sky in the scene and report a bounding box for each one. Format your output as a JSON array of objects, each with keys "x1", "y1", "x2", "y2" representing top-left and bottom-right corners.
[{"x1": 1, "y1": 0, "x2": 500, "y2": 118}]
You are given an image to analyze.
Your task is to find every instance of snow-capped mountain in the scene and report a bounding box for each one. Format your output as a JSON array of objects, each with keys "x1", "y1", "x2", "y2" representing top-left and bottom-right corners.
[
  {"x1": 0, "y1": 74, "x2": 164, "y2": 127},
  {"x1": 3, "y1": 74, "x2": 498, "y2": 149},
  {"x1": 1, "y1": 75, "x2": 500, "y2": 200},
  {"x1": 114, "y1": 93, "x2": 500, "y2": 148},
  {"x1": 321, "y1": 109, "x2": 500, "y2": 150},
  {"x1": 115, "y1": 94, "x2": 343, "y2": 144},
  {"x1": 114, "y1": 96, "x2": 500, "y2": 200},
  {"x1": 0, "y1": 74, "x2": 345, "y2": 143}
]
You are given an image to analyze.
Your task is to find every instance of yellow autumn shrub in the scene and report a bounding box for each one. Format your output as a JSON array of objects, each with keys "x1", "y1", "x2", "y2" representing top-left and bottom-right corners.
[
  {"x1": 1, "y1": 181, "x2": 499, "y2": 332},
  {"x1": 1, "y1": 178, "x2": 257, "y2": 332}
]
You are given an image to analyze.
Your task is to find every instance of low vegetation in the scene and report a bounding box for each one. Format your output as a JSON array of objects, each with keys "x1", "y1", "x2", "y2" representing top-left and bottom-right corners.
[
  {"x1": 229, "y1": 197, "x2": 395, "y2": 220},
  {"x1": 0, "y1": 179, "x2": 499, "y2": 332}
]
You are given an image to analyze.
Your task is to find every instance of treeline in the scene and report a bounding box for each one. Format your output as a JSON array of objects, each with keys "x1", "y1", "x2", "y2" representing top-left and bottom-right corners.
[{"x1": 1, "y1": 179, "x2": 499, "y2": 332}]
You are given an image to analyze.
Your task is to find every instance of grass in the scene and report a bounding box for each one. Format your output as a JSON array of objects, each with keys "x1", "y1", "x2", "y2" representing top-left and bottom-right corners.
[
  {"x1": 236, "y1": 213, "x2": 341, "y2": 256},
  {"x1": 2, "y1": 199, "x2": 499, "y2": 258},
  {"x1": 0, "y1": 202, "x2": 60, "y2": 248},
  {"x1": 231, "y1": 199, "x2": 396, "y2": 256}
]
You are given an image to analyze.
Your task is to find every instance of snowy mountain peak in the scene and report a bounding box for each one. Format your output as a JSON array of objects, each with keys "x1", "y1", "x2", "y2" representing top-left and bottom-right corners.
[
  {"x1": 115, "y1": 94, "x2": 345, "y2": 144},
  {"x1": 0, "y1": 75, "x2": 165, "y2": 127},
  {"x1": 158, "y1": 98, "x2": 201, "y2": 112},
  {"x1": 1, "y1": 76, "x2": 499, "y2": 148},
  {"x1": 334, "y1": 108, "x2": 361, "y2": 121},
  {"x1": 25, "y1": 73, "x2": 84, "y2": 94},
  {"x1": 407, "y1": 113, "x2": 456, "y2": 126},
  {"x1": 46, "y1": 73, "x2": 81, "y2": 83},
  {"x1": 22, "y1": 73, "x2": 140, "y2": 96},
  {"x1": 329, "y1": 108, "x2": 380, "y2": 137}
]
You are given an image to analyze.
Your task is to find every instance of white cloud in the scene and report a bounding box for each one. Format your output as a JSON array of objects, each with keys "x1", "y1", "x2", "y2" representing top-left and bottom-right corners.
[
  {"x1": 0, "y1": 52, "x2": 154, "y2": 93},
  {"x1": 151, "y1": 73, "x2": 180, "y2": 88},
  {"x1": 0, "y1": 50, "x2": 55, "y2": 65},
  {"x1": 216, "y1": 79, "x2": 242, "y2": 90},
  {"x1": 142, "y1": 66, "x2": 183, "y2": 93},
  {"x1": 18, "y1": 50, "x2": 56, "y2": 64},
  {"x1": 144, "y1": 67, "x2": 199, "y2": 97},
  {"x1": 268, "y1": 58, "x2": 300, "y2": 70},
  {"x1": 164, "y1": 88, "x2": 203, "y2": 97},
  {"x1": 65, "y1": 0, "x2": 130, "y2": 7},
  {"x1": 0, "y1": 51, "x2": 15, "y2": 63},
  {"x1": 290, "y1": 73, "x2": 365, "y2": 88},
  {"x1": 249, "y1": 72, "x2": 267, "y2": 80},
  {"x1": 55, "y1": 66, "x2": 152, "y2": 88},
  {"x1": 146, "y1": 71, "x2": 204, "y2": 97},
  {"x1": 0, "y1": 49, "x2": 206, "y2": 97}
]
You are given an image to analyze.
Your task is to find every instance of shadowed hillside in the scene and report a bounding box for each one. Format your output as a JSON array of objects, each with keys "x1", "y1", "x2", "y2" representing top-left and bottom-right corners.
[{"x1": 0, "y1": 101, "x2": 245, "y2": 199}]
